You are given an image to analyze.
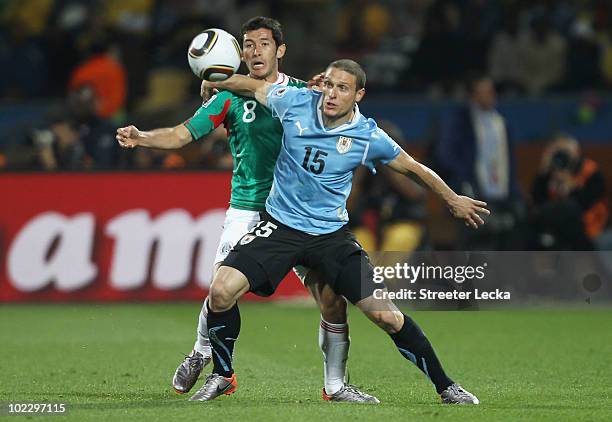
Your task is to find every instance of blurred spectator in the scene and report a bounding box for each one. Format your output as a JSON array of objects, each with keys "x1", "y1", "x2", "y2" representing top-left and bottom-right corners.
[
  {"x1": 462, "y1": 0, "x2": 500, "y2": 75},
  {"x1": 336, "y1": 0, "x2": 392, "y2": 53},
  {"x1": 198, "y1": 127, "x2": 233, "y2": 170},
  {"x1": 599, "y1": 25, "x2": 612, "y2": 88},
  {"x1": 488, "y1": 11, "x2": 524, "y2": 94},
  {"x1": 32, "y1": 84, "x2": 118, "y2": 170},
  {"x1": 389, "y1": 0, "x2": 432, "y2": 40},
  {"x1": 436, "y1": 75, "x2": 524, "y2": 250},
  {"x1": 2, "y1": 0, "x2": 612, "y2": 177},
  {"x1": 563, "y1": 19, "x2": 601, "y2": 91},
  {"x1": 531, "y1": 135, "x2": 609, "y2": 250},
  {"x1": 33, "y1": 110, "x2": 87, "y2": 171},
  {"x1": 0, "y1": 22, "x2": 48, "y2": 98},
  {"x1": 517, "y1": 14, "x2": 567, "y2": 96},
  {"x1": 0, "y1": 0, "x2": 55, "y2": 88},
  {"x1": 68, "y1": 84, "x2": 118, "y2": 167},
  {"x1": 45, "y1": 0, "x2": 98, "y2": 96},
  {"x1": 1, "y1": 0, "x2": 54, "y2": 36},
  {"x1": 348, "y1": 122, "x2": 427, "y2": 254},
  {"x1": 68, "y1": 32, "x2": 127, "y2": 119},
  {"x1": 409, "y1": 0, "x2": 466, "y2": 93},
  {"x1": 103, "y1": 0, "x2": 155, "y2": 109},
  {"x1": 103, "y1": 0, "x2": 154, "y2": 33}
]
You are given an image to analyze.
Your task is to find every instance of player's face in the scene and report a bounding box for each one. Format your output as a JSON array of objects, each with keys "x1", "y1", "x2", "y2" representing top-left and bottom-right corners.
[
  {"x1": 321, "y1": 68, "x2": 365, "y2": 120},
  {"x1": 242, "y1": 28, "x2": 286, "y2": 80}
]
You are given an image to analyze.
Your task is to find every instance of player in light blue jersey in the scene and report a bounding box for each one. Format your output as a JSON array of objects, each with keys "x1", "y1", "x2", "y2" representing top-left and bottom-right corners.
[
  {"x1": 264, "y1": 80, "x2": 401, "y2": 234},
  {"x1": 191, "y1": 60, "x2": 489, "y2": 404}
]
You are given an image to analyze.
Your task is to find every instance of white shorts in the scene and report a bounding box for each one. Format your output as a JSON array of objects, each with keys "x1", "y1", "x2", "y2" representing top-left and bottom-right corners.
[
  {"x1": 214, "y1": 208, "x2": 261, "y2": 265},
  {"x1": 214, "y1": 207, "x2": 312, "y2": 285}
]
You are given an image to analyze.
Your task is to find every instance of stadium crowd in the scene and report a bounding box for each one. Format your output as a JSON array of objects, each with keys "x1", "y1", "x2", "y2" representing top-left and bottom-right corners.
[
  {"x1": 3, "y1": 1, "x2": 612, "y2": 102},
  {"x1": 0, "y1": 0, "x2": 610, "y2": 250}
]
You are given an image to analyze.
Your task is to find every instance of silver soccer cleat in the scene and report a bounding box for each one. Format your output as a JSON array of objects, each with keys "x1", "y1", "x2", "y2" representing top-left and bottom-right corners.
[
  {"x1": 322, "y1": 384, "x2": 380, "y2": 403},
  {"x1": 189, "y1": 373, "x2": 238, "y2": 401},
  {"x1": 172, "y1": 351, "x2": 211, "y2": 394},
  {"x1": 440, "y1": 383, "x2": 480, "y2": 404}
]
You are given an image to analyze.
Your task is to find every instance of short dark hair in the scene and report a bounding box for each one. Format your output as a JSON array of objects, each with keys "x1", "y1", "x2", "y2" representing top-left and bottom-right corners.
[
  {"x1": 328, "y1": 59, "x2": 366, "y2": 90},
  {"x1": 241, "y1": 16, "x2": 284, "y2": 48}
]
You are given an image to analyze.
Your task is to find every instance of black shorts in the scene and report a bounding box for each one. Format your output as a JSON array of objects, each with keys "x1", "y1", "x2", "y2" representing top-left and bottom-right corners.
[{"x1": 222, "y1": 212, "x2": 372, "y2": 300}]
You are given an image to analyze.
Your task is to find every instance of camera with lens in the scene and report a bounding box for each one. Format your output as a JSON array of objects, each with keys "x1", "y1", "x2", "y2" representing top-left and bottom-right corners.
[{"x1": 550, "y1": 149, "x2": 578, "y2": 172}]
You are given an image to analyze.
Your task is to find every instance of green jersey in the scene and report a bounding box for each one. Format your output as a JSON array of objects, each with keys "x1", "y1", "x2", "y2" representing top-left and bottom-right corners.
[{"x1": 184, "y1": 73, "x2": 306, "y2": 211}]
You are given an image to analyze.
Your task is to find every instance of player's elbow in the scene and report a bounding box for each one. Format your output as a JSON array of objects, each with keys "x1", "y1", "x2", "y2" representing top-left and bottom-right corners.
[
  {"x1": 391, "y1": 152, "x2": 420, "y2": 176},
  {"x1": 171, "y1": 125, "x2": 193, "y2": 148}
]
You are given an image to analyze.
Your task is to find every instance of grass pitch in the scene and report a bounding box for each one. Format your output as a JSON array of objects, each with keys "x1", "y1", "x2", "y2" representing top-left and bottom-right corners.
[{"x1": 1, "y1": 303, "x2": 610, "y2": 421}]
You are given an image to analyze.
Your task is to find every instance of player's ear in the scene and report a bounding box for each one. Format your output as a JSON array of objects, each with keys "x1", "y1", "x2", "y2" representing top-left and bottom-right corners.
[
  {"x1": 355, "y1": 88, "x2": 365, "y2": 103},
  {"x1": 276, "y1": 44, "x2": 287, "y2": 60}
]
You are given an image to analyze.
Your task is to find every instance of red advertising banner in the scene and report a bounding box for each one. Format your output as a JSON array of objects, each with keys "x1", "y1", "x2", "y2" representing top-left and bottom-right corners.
[{"x1": 0, "y1": 172, "x2": 307, "y2": 302}]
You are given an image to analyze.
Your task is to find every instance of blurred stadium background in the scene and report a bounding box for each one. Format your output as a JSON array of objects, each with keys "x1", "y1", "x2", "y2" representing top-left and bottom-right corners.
[
  {"x1": 1, "y1": 1, "x2": 611, "y2": 419},
  {"x1": 1, "y1": 0, "x2": 611, "y2": 300}
]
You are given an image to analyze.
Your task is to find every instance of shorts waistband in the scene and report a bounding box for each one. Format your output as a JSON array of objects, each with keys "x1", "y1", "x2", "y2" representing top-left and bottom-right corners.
[
  {"x1": 260, "y1": 211, "x2": 315, "y2": 236},
  {"x1": 261, "y1": 211, "x2": 349, "y2": 238},
  {"x1": 227, "y1": 207, "x2": 262, "y2": 219}
]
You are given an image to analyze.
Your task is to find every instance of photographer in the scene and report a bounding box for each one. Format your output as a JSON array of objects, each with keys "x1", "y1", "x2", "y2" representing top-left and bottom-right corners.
[
  {"x1": 32, "y1": 84, "x2": 118, "y2": 171},
  {"x1": 531, "y1": 135, "x2": 609, "y2": 250}
]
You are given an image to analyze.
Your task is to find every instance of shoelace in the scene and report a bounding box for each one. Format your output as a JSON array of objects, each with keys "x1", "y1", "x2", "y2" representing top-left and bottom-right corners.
[
  {"x1": 203, "y1": 373, "x2": 218, "y2": 385},
  {"x1": 182, "y1": 352, "x2": 203, "y2": 370},
  {"x1": 449, "y1": 385, "x2": 470, "y2": 399},
  {"x1": 343, "y1": 384, "x2": 366, "y2": 397},
  {"x1": 195, "y1": 374, "x2": 220, "y2": 395}
]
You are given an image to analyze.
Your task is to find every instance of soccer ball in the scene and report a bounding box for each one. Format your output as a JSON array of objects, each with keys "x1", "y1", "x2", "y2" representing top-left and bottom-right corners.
[{"x1": 187, "y1": 28, "x2": 242, "y2": 81}]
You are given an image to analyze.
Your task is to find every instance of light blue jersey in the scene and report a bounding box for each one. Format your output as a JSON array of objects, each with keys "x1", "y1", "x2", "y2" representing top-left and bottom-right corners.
[{"x1": 265, "y1": 85, "x2": 401, "y2": 234}]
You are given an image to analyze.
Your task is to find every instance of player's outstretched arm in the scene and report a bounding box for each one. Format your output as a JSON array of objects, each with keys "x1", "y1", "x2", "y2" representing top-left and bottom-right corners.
[
  {"x1": 116, "y1": 124, "x2": 192, "y2": 149},
  {"x1": 387, "y1": 150, "x2": 490, "y2": 228},
  {"x1": 205, "y1": 75, "x2": 272, "y2": 106}
]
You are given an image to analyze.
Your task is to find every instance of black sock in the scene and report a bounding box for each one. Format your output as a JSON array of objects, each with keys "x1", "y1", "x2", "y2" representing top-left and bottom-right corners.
[
  {"x1": 206, "y1": 302, "x2": 241, "y2": 378},
  {"x1": 390, "y1": 313, "x2": 454, "y2": 394}
]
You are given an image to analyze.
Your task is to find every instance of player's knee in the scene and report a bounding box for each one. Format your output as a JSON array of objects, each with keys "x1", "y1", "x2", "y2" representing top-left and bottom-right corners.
[
  {"x1": 208, "y1": 281, "x2": 235, "y2": 311},
  {"x1": 366, "y1": 310, "x2": 404, "y2": 334},
  {"x1": 208, "y1": 268, "x2": 248, "y2": 311}
]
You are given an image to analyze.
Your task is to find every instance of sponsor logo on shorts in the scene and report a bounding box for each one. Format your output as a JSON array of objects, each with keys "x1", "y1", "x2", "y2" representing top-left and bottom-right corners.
[
  {"x1": 240, "y1": 234, "x2": 256, "y2": 245},
  {"x1": 336, "y1": 136, "x2": 353, "y2": 154}
]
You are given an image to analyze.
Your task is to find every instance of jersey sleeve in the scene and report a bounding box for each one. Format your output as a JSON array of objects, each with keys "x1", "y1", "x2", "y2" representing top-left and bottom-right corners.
[
  {"x1": 364, "y1": 126, "x2": 401, "y2": 170},
  {"x1": 266, "y1": 85, "x2": 308, "y2": 121},
  {"x1": 183, "y1": 91, "x2": 233, "y2": 141}
]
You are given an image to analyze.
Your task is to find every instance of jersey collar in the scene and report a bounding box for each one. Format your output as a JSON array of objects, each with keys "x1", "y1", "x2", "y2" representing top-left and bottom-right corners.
[
  {"x1": 316, "y1": 94, "x2": 362, "y2": 133},
  {"x1": 274, "y1": 72, "x2": 289, "y2": 85},
  {"x1": 248, "y1": 72, "x2": 289, "y2": 85}
]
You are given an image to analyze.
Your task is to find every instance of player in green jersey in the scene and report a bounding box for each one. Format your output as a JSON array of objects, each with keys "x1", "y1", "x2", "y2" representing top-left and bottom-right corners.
[{"x1": 116, "y1": 17, "x2": 376, "y2": 403}]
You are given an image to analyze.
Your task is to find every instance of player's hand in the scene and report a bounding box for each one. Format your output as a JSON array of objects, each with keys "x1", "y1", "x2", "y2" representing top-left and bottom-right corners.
[
  {"x1": 200, "y1": 79, "x2": 219, "y2": 102},
  {"x1": 307, "y1": 72, "x2": 324, "y2": 91},
  {"x1": 447, "y1": 195, "x2": 490, "y2": 229},
  {"x1": 116, "y1": 125, "x2": 140, "y2": 148}
]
